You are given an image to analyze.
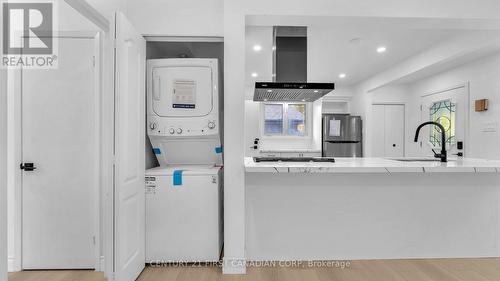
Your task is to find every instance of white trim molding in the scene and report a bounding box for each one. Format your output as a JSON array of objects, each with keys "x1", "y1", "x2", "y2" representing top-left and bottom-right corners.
[
  {"x1": 222, "y1": 257, "x2": 247, "y2": 275},
  {"x1": 143, "y1": 36, "x2": 224, "y2": 42},
  {"x1": 64, "y1": 0, "x2": 110, "y2": 32}
]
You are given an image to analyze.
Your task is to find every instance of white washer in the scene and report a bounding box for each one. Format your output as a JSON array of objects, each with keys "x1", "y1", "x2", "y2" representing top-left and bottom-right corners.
[{"x1": 145, "y1": 165, "x2": 223, "y2": 262}]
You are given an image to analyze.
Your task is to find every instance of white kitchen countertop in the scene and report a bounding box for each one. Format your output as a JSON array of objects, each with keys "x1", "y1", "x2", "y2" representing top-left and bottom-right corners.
[
  {"x1": 259, "y1": 149, "x2": 322, "y2": 153},
  {"x1": 244, "y1": 157, "x2": 500, "y2": 173}
]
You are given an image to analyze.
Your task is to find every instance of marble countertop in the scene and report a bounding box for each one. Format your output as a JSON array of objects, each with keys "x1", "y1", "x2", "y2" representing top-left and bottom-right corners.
[
  {"x1": 258, "y1": 149, "x2": 322, "y2": 153},
  {"x1": 244, "y1": 157, "x2": 500, "y2": 173}
]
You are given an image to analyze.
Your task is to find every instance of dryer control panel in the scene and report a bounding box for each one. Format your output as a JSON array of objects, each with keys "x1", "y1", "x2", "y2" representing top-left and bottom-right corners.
[{"x1": 147, "y1": 115, "x2": 219, "y2": 137}]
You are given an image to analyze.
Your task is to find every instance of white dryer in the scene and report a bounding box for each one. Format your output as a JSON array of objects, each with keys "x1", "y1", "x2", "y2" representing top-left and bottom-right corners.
[{"x1": 147, "y1": 58, "x2": 222, "y2": 166}]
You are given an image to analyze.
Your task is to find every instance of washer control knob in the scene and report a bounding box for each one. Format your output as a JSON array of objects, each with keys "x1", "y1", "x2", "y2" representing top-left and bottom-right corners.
[
  {"x1": 176, "y1": 128, "x2": 183, "y2": 134},
  {"x1": 150, "y1": 122, "x2": 157, "y2": 130},
  {"x1": 208, "y1": 121, "x2": 216, "y2": 129},
  {"x1": 169, "y1": 128, "x2": 175, "y2": 134}
]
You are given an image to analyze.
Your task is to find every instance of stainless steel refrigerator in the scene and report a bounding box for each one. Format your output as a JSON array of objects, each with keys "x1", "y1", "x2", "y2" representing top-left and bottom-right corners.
[{"x1": 322, "y1": 114, "x2": 363, "y2": 157}]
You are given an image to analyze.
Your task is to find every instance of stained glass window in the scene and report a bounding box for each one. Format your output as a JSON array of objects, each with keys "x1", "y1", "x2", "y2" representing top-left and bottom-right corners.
[{"x1": 429, "y1": 100, "x2": 456, "y2": 147}]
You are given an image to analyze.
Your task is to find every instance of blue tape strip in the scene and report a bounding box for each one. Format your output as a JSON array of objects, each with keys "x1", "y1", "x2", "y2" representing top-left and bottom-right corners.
[
  {"x1": 153, "y1": 148, "x2": 161, "y2": 155},
  {"x1": 215, "y1": 146, "x2": 223, "y2": 154},
  {"x1": 173, "y1": 170, "x2": 183, "y2": 186}
]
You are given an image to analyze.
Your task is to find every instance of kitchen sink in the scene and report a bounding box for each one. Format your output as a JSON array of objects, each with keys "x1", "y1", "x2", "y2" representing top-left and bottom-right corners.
[{"x1": 389, "y1": 157, "x2": 441, "y2": 162}]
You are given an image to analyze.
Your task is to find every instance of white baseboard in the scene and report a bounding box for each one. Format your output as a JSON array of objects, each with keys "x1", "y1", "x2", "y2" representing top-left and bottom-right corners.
[
  {"x1": 222, "y1": 257, "x2": 246, "y2": 275},
  {"x1": 8, "y1": 256, "x2": 19, "y2": 272},
  {"x1": 97, "y1": 255, "x2": 104, "y2": 272}
]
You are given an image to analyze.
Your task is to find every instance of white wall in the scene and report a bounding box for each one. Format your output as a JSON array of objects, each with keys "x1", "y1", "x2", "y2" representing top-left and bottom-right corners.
[
  {"x1": 409, "y1": 52, "x2": 500, "y2": 160},
  {"x1": 86, "y1": 0, "x2": 127, "y2": 22},
  {"x1": 126, "y1": 0, "x2": 223, "y2": 36},
  {"x1": 224, "y1": 0, "x2": 500, "y2": 273},
  {"x1": 365, "y1": 51, "x2": 500, "y2": 160}
]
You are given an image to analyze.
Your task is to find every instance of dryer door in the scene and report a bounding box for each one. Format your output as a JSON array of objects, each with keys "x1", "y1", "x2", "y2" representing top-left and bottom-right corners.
[{"x1": 152, "y1": 65, "x2": 214, "y2": 117}]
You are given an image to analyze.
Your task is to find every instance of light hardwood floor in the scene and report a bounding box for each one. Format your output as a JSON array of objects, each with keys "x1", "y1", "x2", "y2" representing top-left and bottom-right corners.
[{"x1": 9, "y1": 258, "x2": 500, "y2": 281}]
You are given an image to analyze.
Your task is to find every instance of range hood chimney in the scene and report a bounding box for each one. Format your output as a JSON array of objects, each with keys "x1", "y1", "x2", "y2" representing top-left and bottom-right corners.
[
  {"x1": 252, "y1": 26, "x2": 335, "y2": 102},
  {"x1": 253, "y1": 82, "x2": 335, "y2": 102}
]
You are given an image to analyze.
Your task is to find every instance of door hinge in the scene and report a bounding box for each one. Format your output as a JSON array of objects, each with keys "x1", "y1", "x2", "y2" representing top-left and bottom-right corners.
[
  {"x1": 93, "y1": 236, "x2": 96, "y2": 245},
  {"x1": 92, "y1": 56, "x2": 96, "y2": 67},
  {"x1": 420, "y1": 105, "x2": 423, "y2": 111}
]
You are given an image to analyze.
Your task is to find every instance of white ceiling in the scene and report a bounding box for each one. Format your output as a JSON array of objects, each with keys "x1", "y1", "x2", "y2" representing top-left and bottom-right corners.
[
  {"x1": 245, "y1": 17, "x2": 494, "y2": 90},
  {"x1": 307, "y1": 25, "x2": 464, "y2": 87}
]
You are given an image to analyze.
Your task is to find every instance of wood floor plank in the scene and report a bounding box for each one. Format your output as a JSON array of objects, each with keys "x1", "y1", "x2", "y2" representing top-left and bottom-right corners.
[{"x1": 8, "y1": 259, "x2": 500, "y2": 281}]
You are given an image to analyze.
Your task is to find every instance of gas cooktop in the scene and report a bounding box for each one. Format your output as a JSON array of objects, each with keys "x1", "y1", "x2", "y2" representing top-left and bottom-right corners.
[{"x1": 253, "y1": 157, "x2": 335, "y2": 163}]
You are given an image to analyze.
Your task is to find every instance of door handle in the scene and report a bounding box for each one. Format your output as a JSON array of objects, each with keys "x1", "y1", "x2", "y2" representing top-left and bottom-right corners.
[
  {"x1": 20, "y1": 163, "x2": 36, "y2": 171},
  {"x1": 393, "y1": 144, "x2": 396, "y2": 147}
]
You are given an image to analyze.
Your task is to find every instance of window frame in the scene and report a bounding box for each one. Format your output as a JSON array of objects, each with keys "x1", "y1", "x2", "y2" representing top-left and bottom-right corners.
[{"x1": 260, "y1": 102, "x2": 311, "y2": 138}]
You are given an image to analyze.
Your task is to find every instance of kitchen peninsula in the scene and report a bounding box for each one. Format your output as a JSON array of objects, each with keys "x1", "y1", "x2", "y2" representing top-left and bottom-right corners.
[{"x1": 245, "y1": 157, "x2": 500, "y2": 261}]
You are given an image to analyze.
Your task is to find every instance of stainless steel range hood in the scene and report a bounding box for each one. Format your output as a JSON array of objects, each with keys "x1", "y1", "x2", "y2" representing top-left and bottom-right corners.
[{"x1": 253, "y1": 82, "x2": 335, "y2": 102}]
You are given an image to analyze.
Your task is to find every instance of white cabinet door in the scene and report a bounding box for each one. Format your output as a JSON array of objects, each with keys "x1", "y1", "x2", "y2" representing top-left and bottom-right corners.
[
  {"x1": 371, "y1": 104, "x2": 405, "y2": 158},
  {"x1": 114, "y1": 12, "x2": 146, "y2": 281},
  {"x1": 384, "y1": 105, "x2": 405, "y2": 157},
  {"x1": 22, "y1": 37, "x2": 96, "y2": 269},
  {"x1": 372, "y1": 105, "x2": 386, "y2": 157}
]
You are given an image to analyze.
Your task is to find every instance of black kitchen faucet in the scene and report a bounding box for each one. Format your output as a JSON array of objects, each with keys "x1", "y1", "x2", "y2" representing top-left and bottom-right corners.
[{"x1": 414, "y1": 121, "x2": 448, "y2": 162}]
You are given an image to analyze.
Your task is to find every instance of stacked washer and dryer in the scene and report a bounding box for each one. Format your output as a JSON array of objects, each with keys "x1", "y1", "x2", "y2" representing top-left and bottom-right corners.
[{"x1": 145, "y1": 58, "x2": 223, "y2": 263}]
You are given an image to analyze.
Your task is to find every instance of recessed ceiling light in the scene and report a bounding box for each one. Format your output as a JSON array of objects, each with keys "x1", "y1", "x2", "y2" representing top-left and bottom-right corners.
[
  {"x1": 377, "y1": 46, "x2": 387, "y2": 53},
  {"x1": 253, "y1": 45, "x2": 262, "y2": 52},
  {"x1": 251, "y1": 72, "x2": 258, "y2": 78},
  {"x1": 263, "y1": 98, "x2": 268, "y2": 102},
  {"x1": 267, "y1": 89, "x2": 272, "y2": 93},
  {"x1": 301, "y1": 99, "x2": 306, "y2": 102},
  {"x1": 349, "y1": 37, "x2": 362, "y2": 44},
  {"x1": 314, "y1": 90, "x2": 319, "y2": 93},
  {"x1": 339, "y1": 73, "x2": 347, "y2": 79}
]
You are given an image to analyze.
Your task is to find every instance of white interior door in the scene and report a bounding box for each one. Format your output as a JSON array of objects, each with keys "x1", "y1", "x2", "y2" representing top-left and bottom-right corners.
[
  {"x1": 21, "y1": 37, "x2": 97, "y2": 269},
  {"x1": 384, "y1": 105, "x2": 405, "y2": 157},
  {"x1": 420, "y1": 85, "x2": 468, "y2": 157},
  {"x1": 114, "y1": 12, "x2": 146, "y2": 281},
  {"x1": 372, "y1": 104, "x2": 405, "y2": 157},
  {"x1": 372, "y1": 105, "x2": 386, "y2": 157}
]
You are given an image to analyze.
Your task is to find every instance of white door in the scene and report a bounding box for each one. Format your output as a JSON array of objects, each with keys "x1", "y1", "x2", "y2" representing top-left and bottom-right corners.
[
  {"x1": 114, "y1": 12, "x2": 146, "y2": 281},
  {"x1": 21, "y1": 37, "x2": 97, "y2": 269},
  {"x1": 420, "y1": 85, "x2": 468, "y2": 157},
  {"x1": 372, "y1": 104, "x2": 405, "y2": 157}
]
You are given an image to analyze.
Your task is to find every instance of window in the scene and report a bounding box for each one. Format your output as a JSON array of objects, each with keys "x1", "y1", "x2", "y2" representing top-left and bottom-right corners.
[
  {"x1": 263, "y1": 103, "x2": 307, "y2": 137},
  {"x1": 429, "y1": 100, "x2": 456, "y2": 147},
  {"x1": 264, "y1": 104, "x2": 284, "y2": 135},
  {"x1": 287, "y1": 104, "x2": 306, "y2": 136}
]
